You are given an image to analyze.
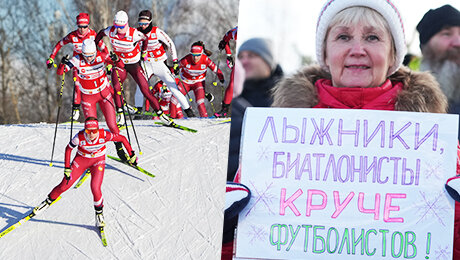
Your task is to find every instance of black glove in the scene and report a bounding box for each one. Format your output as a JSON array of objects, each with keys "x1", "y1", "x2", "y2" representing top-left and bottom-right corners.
[
  {"x1": 61, "y1": 55, "x2": 69, "y2": 64},
  {"x1": 64, "y1": 167, "x2": 71, "y2": 184},
  {"x1": 46, "y1": 57, "x2": 54, "y2": 69},
  {"x1": 110, "y1": 52, "x2": 119, "y2": 62},
  {"x1": 218, "y1": 40, "x2": 227, "y2": 51},
  {"x1": 106, "y1": 64, "x2": 112, "y2": 75},
  {"x1": 173, "y1": 61, "x2": 180, "y2": 75},
  {"x1": 226, "y1": 55, "x2": 234, "y2": 68}
]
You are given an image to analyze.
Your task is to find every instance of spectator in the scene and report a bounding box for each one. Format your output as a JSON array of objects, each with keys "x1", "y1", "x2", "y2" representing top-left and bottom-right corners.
[
  {"x1": 227, "y1": 38, "x2": 284, "y2": 181},
  {"x1": 417, "y1": 5, "x2": 460, "y2": 129}
]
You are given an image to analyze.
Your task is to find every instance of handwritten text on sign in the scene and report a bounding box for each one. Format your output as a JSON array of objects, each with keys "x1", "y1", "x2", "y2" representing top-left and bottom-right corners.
[{"x1": 235, "y1": 108, "x2": 457, "y2": 260}]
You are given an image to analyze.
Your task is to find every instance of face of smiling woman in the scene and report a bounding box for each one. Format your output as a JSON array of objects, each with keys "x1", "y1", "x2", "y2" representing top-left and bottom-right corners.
[{"x1": 325, "y1": 21, "x2": 393, "y2": 88}]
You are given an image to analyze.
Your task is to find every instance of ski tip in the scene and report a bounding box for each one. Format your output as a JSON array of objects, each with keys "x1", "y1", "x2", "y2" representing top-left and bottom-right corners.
[
  {"x1": 139, "y1": 151, "x2": 143, "y2": 155},
  {"x1": 49, "y1": 162, "x2": 53, "y2": 167}
]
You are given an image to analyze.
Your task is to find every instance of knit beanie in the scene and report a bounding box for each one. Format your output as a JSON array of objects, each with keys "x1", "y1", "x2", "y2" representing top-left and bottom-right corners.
[
  {"x1": 238, "y1": 38, "x2": 276, "y2": 71},
  {"x1": 316, "y1": 0, "x2": 406, "y2": 76},
  {"x1": 417, "y1": 5, "x2": 460, "y2": 45}
]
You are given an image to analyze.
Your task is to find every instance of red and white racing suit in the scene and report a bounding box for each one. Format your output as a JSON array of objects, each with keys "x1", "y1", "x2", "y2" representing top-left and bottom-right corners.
[
  {"x1": 220, "y1": 26, "x2": 237, "y2": 105},
  {"x1": 48, "y1": 130, "x2": 133, "y2": 208},
  {"x1": 150, "y1": 81, "x2": 183, "y2": 119},
  {"x1": 135, "y1": 26, "x2": 190, "y2": 110},
  {"x1": 57, "y1": 51, "x2": 124, "y2": 134},
  {"x1": 50, "y1": 29, "x2": 108, "y2": 106},
  {"x1": 95, "y1": 26, "x2": 162, "y2": 112},
  {"x1": 179, "y1": 54, "x2": 224, "y2": 117}
]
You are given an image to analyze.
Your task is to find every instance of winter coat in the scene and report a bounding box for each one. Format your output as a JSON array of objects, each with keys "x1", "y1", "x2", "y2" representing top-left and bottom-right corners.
[
  {"x1": 227, "y1": 65, "x2": 284, "y2": 181},
  {"x1": 272, "y1": 65, "x2": 447, "y2": 113}
]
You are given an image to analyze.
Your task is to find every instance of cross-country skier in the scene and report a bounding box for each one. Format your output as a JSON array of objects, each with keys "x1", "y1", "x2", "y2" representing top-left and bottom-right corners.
[
  {"x1": 215, "y1": 26, "x2": 237, "y2": 118},
  {"x1": 33, "y1": 117, "x2": 137, "y2": 228},
  {"x1": 95, "y1": 10, "x2": 188, "y2": 126},
  {"x1": 46, "y1": 13, "x2": 108, "y2": 122},
  {"x1": 151, "y1": 80, "x2": 184, "y2": 119},
  {"x1": 179, "y1": 41, "x2": 224, "y2": 117},
  {"x1": 134, "y1": 10, "x2": 194, "y2": 118},
  {"x1": 56, "y1": 38, "x2": 130, "y2": 162}
]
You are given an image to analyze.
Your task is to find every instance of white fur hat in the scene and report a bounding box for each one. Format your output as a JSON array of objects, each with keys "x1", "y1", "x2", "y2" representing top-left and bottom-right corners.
[{"x1": 316, "y1": 0, "x2": 406, "y2": 76}]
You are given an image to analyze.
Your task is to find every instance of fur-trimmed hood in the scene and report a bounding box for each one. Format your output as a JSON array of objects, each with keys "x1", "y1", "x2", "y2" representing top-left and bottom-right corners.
[{"x1": 271, "y1": 65, "x2": 447, "y2": 113}]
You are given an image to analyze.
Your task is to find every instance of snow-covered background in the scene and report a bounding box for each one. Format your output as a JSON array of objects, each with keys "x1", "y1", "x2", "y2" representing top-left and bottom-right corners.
[{"x1": 0, "y1": 118, "x2": 229, "y2": 259}]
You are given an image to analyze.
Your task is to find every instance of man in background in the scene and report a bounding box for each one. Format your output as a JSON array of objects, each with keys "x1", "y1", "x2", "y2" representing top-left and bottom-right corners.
[
  {"x1": 226, "y1": 38, "x2": 284, "y2": 181},
  {"x1": 417, "y1": 4, "x2": 460, "y2": 124}
]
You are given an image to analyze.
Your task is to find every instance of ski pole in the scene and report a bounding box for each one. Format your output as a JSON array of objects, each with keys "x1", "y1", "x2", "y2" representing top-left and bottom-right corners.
[
  {"x1": 69, "y1": 76, "x2": 77, "y2": 141},
  {"x1": 212, "y1": 50, "x2": 222, "y2": 87},
  {"x1": 115, "y1": 68, "x2": 142, "y2": 155},
  {"x1": 114, "y1": 68, "x2": 131, "y2": 143},
  {"x1": 176, "y1": 74, "x2": 193, "y2": 102},
  {"x1": 49, "y1": 73, "x2": 66, "y2": 167}
]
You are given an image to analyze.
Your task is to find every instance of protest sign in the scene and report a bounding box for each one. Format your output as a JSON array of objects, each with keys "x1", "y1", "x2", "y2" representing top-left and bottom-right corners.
[{"x1": 235, "y1": 107, "x2": 458, "y2": 259}]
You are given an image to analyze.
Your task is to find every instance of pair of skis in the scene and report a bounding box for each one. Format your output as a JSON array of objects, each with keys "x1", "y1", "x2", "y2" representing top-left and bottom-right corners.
[
  {"x1": 154, "y1": 121, "x2": 197, "y2": 133},
  {"x1": 0, "y1": 196, "x2": 108, "y2": 246},
  {"x1": 0, "y1": 197, "x2": 62, "y2": 239}
]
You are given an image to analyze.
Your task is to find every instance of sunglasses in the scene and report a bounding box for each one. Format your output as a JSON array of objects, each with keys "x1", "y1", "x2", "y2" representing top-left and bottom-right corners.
[
  {"x1": 78, "y1": 25, "x2": 89, "y2": 28},
  {"x1": 191, "y1": 53, "x2": 202, "y2": 57},
  {"x1": 138, "y1": 22, "x2": 150, "y2": 26},
  {"x1": 114, "y1": 24, "x2": 126, "y2": 29},
  {"x1": 82, "y1": 52, "x2": 96, "y2": 58},
  {"x1": 85, "y1": 129, "x2": 99, "y2": 134}
]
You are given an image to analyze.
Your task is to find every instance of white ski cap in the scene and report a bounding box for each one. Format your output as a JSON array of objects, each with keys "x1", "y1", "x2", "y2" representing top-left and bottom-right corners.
[
  {"x1": 316, "y1": 0, "x2": 406, "y2": 76},
  {"x1": 114, "y1": 10, "x2": 129, "y2": 26},
  {"x1": 82, "y1": 39, "x2": 96, "y2": 56}
]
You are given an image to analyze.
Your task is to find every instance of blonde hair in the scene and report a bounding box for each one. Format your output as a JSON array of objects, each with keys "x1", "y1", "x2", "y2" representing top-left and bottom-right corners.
[{"x1": 324, "y1": 7, "x2": 396, "y2": 63}]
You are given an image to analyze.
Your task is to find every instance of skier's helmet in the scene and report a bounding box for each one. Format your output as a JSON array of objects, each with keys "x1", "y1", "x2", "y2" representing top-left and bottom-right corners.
[
  {"x1": 114, "y1": 10, "x2": 128, "y2": 26},
  {"x1": 82, "y1": 39, "x2": 96, "y2": 56}
]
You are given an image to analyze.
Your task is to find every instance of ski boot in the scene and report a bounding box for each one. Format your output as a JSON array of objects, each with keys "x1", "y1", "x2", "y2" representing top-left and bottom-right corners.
[
  {"x1": 71, "y1": 104, "x2": 80, "y2": 122},
  {"x1": 95, "y1": 207, "x2": 105, "y2": 228},
  {"x1": 205, "y1": 93, "x2": 214, "y2": 102},
  {"x1": 214, "y1": 103, "x2": 230, "y2": 118},
  {"x1": 133, "y1": 106, "x2": 144, "y2": 120},
  {"x1": 124, "y1": 103, "x2": 139, "y2": 115},
  {"x1": 33, "y1": 197, "x2": 54, "y2": 215},
  {"x1": 116, "y1": 108, "x2": 125, "y2": 128},
  {"x1": 157, "y1": 110, "x2": 174, "y2": 126},
  {"x1": 184, "y1": 108, "x2": 195, "y2": 118},
  {"x1": 114, "y1": 142, "x2": 128, "y2": 162}
]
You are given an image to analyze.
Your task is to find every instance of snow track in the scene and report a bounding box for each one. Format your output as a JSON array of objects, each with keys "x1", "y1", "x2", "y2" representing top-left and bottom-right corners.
[{"x1": 0, "y1": 118, "x2": 229, "y2": 259}]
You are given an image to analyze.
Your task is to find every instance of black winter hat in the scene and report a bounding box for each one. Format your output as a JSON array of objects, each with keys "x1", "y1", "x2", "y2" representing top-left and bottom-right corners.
[
  {"x1": 416, "y1": 4, "x2": 460, "y2": 45},
  {"x1": 138, "y1": 10, "x2": 152, "y2": 21}
]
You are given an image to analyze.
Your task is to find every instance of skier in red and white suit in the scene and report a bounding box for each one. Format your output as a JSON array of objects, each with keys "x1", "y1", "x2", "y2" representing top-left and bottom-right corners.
[
  {"x1": 215, "y1": 26, "x2": 238, "y2": 117},
  {"x1": 151, "y1": 80, "x2": 184, "y2": 119},
  {"x1": 179, "y1": 41, "x2": 224, "y2": 117},
  {"x1": 33, "y1": 117, "x2": 137, "y2": 228},
  {"x1": 95, "y1": 10, "x2": 175, "y2": 126},
  {"x1": 57, "y1": 39, "x2": 128, "y2": 161},
  {"x1": 135, "y1": 10, "x2": 193, "y2": 117},
  {"x1": 47, "y1": 13, "x2": 108, "y2": 121}
]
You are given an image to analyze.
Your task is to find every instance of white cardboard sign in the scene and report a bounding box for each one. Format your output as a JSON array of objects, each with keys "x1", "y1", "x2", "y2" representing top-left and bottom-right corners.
[{"x1": 235, "y1": 107, "x2": 458, "y2": 260}]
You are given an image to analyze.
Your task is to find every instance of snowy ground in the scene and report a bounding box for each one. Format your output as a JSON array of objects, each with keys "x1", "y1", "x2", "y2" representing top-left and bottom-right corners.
[{"x1": 0, "y1": 118, "x2": 229, "y2": 259}]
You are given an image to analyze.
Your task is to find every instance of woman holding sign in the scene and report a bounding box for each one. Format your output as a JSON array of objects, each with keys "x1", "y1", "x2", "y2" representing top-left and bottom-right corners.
[{"x1": 271, "y1": 0, "x2": 459, "y2": 258}]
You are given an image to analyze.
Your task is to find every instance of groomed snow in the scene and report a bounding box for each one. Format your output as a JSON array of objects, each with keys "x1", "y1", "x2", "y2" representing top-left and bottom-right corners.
[{"x1": 0, "y1": 118, "x2": 229, "y2": 259}]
